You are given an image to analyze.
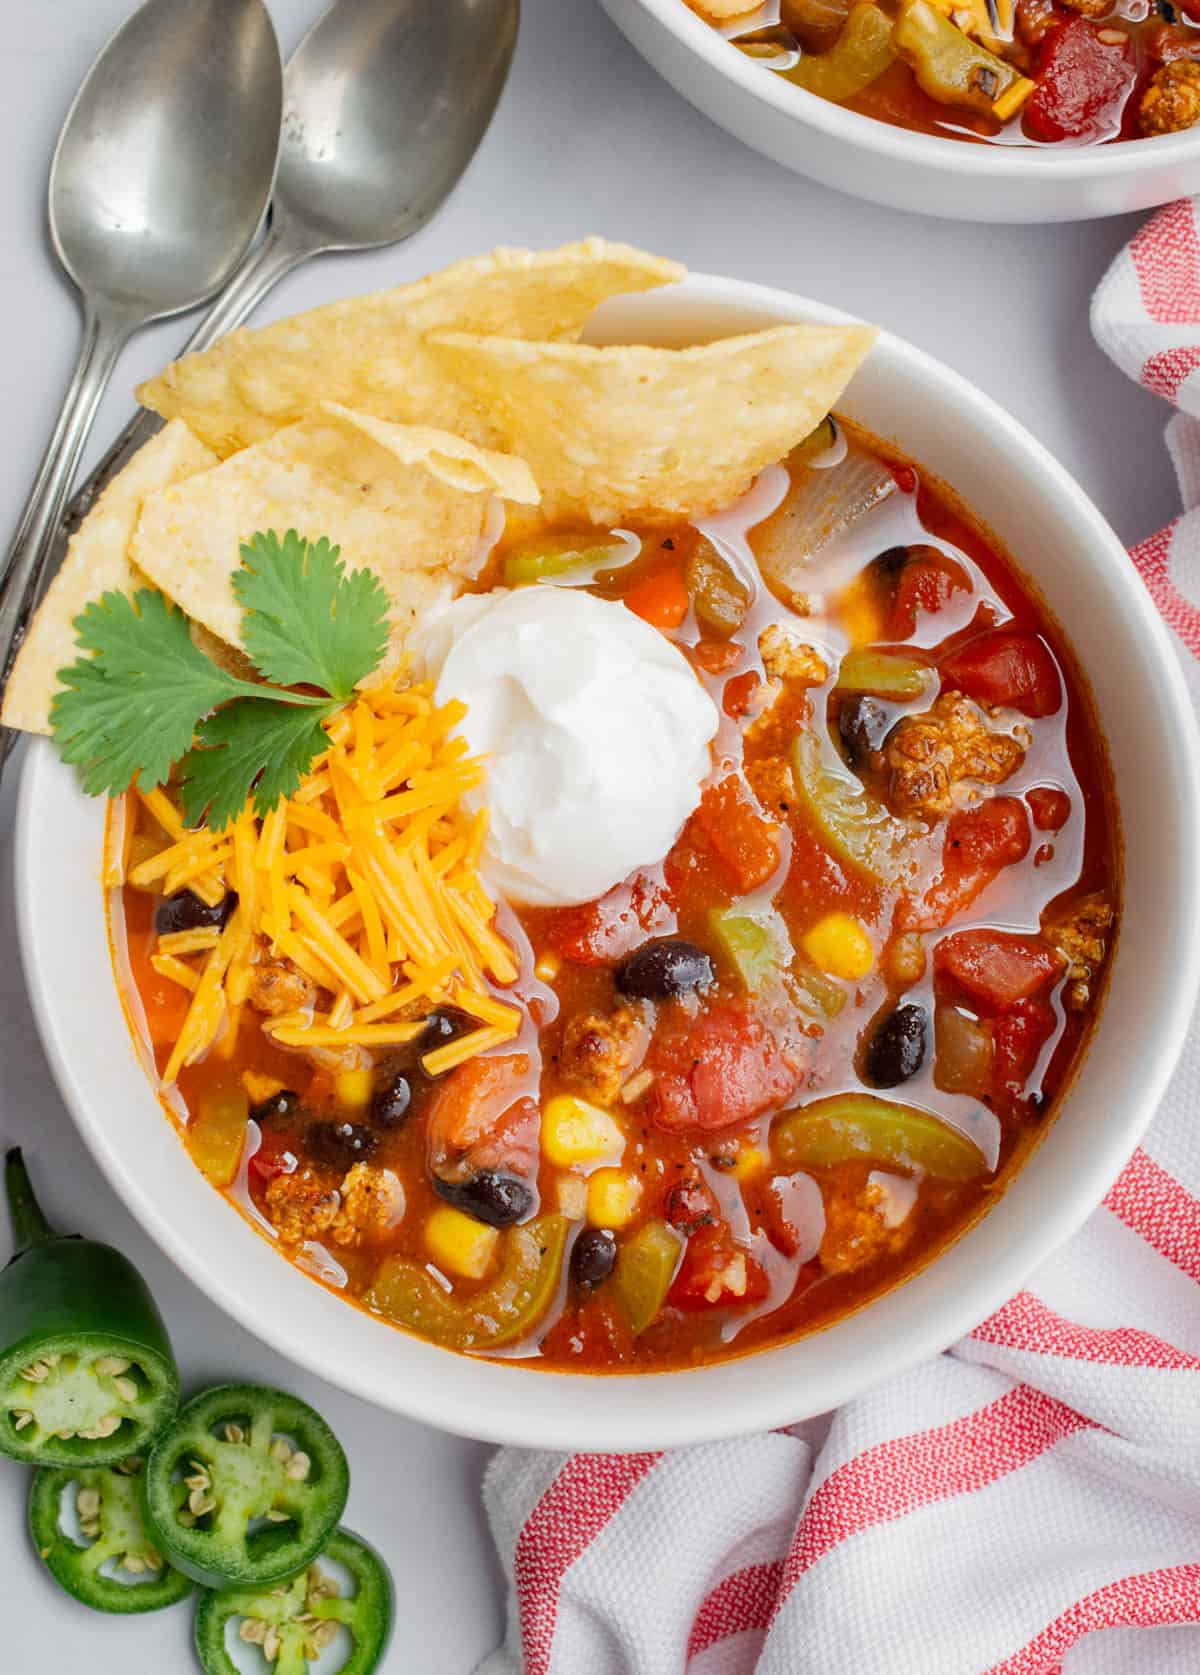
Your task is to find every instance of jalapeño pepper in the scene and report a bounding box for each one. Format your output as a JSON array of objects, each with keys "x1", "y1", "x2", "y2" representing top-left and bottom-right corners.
[
  {"x1": 142, "y1": 1383, "x2": 350, "y2": 1589},
  {"x1": 28, "y1": 1457, "x2": 193, "y2": 1614},
  {"x1": 0, "y1": 1149, "x2": 178, "y2": 1466},
  {"x1": 194, "y1": 1527, "x2": 393, "y2": 1675}
]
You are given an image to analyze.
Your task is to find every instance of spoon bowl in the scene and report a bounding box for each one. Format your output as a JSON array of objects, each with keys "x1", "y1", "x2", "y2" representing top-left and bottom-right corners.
[
  {"x1": 46, "y1": 0, "x2": 519, "y2": 557},
  {"x1": 50, "y1": 0, "x2": 282, "y2": 314},
  {"x1": 275, "y1": 0, "x2": 520, "y2": 252},
  {"x1": 0, "y1": 0, "x2": 282, "y2": 769}
]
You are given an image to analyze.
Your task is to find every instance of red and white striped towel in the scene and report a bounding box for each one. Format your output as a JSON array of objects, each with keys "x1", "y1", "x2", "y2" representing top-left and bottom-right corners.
[{"x1": 479, "y1": 201, "x2": 1200, "y2": 1675}]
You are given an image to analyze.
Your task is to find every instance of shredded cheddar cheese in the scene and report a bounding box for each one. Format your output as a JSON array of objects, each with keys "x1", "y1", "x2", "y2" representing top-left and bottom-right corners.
[{"x1": 128, "y1": 678, "x2": 522, "y2": 1086}]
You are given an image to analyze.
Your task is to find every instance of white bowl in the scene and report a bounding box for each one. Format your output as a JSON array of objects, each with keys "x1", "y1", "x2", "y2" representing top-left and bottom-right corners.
[
  {"x1": 599, "y1": 0, "x2": 1200, "y2": 223},
  {"x1": 17, "y1": 273, "x2": 1200, "y2": 1451}
]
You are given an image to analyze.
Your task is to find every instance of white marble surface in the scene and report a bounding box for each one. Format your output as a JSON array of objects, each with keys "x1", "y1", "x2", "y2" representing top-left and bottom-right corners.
[{"x1": 0, "y1": 0, "x2": 1180, "y2": 1668}]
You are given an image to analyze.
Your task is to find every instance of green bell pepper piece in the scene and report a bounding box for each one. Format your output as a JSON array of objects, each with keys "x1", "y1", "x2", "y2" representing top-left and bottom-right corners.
[
  {"x1": 791, "y1": 727, "x2": 915, "y2": 885},
  {"x1": 837, "y1": 648, "x2": 934, "y2": 699},
  {"x1": 893, "y1": 0, "x2": 1022, "y2": 115},
  {"x1": 365, "y1": 1215, "x2": 568, "y2": 1353},
  {"x1": 787, "y1": 3, "x2": 896, "y2": 102},
  {"x1": 503, "y1": 533, "x2": 633, "y2": 587},
  {"x1": 194, "y1": 1527, "x2": 393, "y2": 1675},
  {"x1": 142, "y1": 1383, "x2": 349, "y2": 1590},
  {"x1": 28, "y1": 1458, "x2": 193, "y2": 1614},
  {"x1": 0, "y1": 1149, "x2": 178, "y2": 1466},
  {"x1": 709, "y1": 904, "x2": 791, "y2": 991},
  {"x1": 773, "y1": 1093, "x2": 988, "y2": 1180},
  {"x1": 613, "y1": 1219, "x2": 682, "y2": 1335}
]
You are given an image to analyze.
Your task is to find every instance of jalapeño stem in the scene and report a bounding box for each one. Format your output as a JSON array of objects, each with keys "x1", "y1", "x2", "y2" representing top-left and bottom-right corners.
[{"x1": 5, "y1": 1148, "x2": 54, "y2": 1251}]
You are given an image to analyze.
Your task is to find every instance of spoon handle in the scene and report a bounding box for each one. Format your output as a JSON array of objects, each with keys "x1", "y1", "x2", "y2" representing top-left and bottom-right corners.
[
  {"x1": 0, "y1": 307, "x2": 131, "y2": 768},
  {"x1": 58, "y1": 220, "x2": 312, "y2": 543}
]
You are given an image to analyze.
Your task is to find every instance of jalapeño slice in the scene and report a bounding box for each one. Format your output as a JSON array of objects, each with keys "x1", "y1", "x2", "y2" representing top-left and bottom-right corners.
[
  {"x1": 0, "y1": 1149, "x2": 178, "y2": 1465},
  {"x1": 194, "y1": 1527, "x2": 393, "y2": 1675},
  {"x1": 29, "y1": 1458, "x2": 193, "y2": 1614},
  {"x1": 143, "y1": 1384, "x2": 349, "y2": 1589}
]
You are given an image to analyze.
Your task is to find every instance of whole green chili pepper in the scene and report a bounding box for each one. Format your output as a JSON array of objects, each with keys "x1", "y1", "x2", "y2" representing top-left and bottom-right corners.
[{"x1": 0, "y1": 1149, "x2": 178, "y2": 1466}]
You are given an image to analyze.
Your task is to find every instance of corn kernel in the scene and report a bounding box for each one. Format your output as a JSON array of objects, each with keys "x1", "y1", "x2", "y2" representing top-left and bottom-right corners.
[
  {"x1": 425, "y1": 1206, "x2": 498, "y2": 1280},
  {"x1": 732, "y1": 1146, "x2": 768, "y2": 1181},
  {"x1": 241, "y1": 1070, "x2": 286, "y2": 1106},
  {"x1": 541, "y1": 1095, "x2": 624, "y2": 1167},
  {"x1": 334, "y1": 1069, "x2": 374, "y2": 1111},
  {"x1": 837, "y1": 576, "x2": 884, "y2": 647},
  {"x1": 801, "y1": 912, "x2": 875, "y2": 981},
  {"x1": 534, "y1": 951, "x2": 561, "y2": 983},
  {"x1": 586, "y1": 1169, "x2": 642, "y2": 1229}
]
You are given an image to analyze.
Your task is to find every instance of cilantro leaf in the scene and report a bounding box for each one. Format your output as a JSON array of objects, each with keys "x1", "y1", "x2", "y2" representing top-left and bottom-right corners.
[
  {"x1": 49, "y1": 531, "x2": 391, "y2": 824},
  {"x1": 235, "y1": 530, "x2": 390, "y2": 700},
  {"x1": 178, "y1": 697, "x2": 339, "y2": 831},
  {"x1": 50, "y1": 590, "x2": 245, "y2": 797}
]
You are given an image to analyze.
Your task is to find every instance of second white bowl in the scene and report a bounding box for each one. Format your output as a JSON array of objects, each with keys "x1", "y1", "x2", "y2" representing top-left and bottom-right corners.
[{"x1": 599, "y1": 0, "x2": 1200, "y2": 223}]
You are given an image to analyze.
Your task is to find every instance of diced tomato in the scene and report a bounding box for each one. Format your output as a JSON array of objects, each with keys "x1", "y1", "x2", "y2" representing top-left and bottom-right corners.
[
  {"x1": 922, "y1": 797, "x2": 1031, "y2": 926},
  {"x1": 648, "y1": 998, "x2": 804, "y2": 1133},
  {"x1": 248, "y1": 1145, "x2": 288, "y2": 1186},
  {"x1": 668, "y1": 1222, "x2": 769, "y2": 1310},
  {"x1": 426, "y1": 1053, "x2": 539, "y2": 1175},
  {"x1": 663, "y1": 1171, "x2": 720, "y2": 1234},
  {"x1": 887, "y1": 551, "x2": 969, "y2": 640},
  {"x1": 545, "y1": 870, "x2": 676, "y2": 965},
  {"x1": 1027, "y1": 786, "x2": 1071, "y2": 832},
  {"x1": 1149, "y1": 22, "x2": 1200, "y2": 61},
  {"x1": 624, "y1": 564, "x2": 690, "y2": 629},
  {"x1": 761, "y1": 1171, "x2": 825, "y2": 1261},
  {"x1": 1025, "y1": 18, "x2": 1136, "y2": 144},
  {"x1": 694, "y1": 776, "x2": 782, "y2": 893},
  {"x1": 941, "y1": 630, "x2": 1062, "y2": 718},
  {"x1": 723, "y1": 670, "x2": 762, "y2": 718},
  {"x1": 892, "y1": 464, "x2": 918, "y2": 494},
  {"x1": 934, "y1": 928, "x2": 1064, "y2": 1016},
  {"x1": 992, "y1": 997, "x2": 1057, "y2": 1103},
  {"x1": 690, "y1": 638, "x2": 744, "y2": 676}
]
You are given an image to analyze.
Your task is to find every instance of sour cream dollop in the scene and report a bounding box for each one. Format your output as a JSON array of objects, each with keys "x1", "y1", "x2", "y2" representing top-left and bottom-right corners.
[{"x1": 410, "y1": 587, "x2": 719, "y2": 907}]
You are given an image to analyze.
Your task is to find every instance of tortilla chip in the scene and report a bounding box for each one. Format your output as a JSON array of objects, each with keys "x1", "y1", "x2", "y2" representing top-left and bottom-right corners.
[
  {"x1": 427, "y1": 323, "x2": 877, "y2": 525},
  {"x1": 136, "y1": 241, "x2": 684, "y2": 457},
  {"x1": 2, "y1": 420, "x2": 220, "y2": 735},
  {"x1": 129, "y1": 405, "x2": 539, "y2": 654}
]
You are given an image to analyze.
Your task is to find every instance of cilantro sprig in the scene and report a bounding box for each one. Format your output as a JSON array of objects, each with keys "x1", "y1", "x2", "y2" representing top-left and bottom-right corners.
[{"x1": 51, "y1": 531, "x2": 390, "y2": 830}]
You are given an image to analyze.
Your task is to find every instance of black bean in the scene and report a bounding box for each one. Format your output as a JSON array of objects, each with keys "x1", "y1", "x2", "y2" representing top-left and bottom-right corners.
[
  {"x1": 371, "y1": 1068, "x2": 413, "y2": 1129},
  {"x1": 570, "y1": 1227, "x2": 617, "y2": 1291},
  {"x1": 837, "y1": 694, "x2": 890, "y2": 768},
  {"x1": 155, "y1": 889, "x2": 238, "y2": 936},
  {"x1": 616, "y1": 939, "x2": 714, "y2": 1002},
  {"x1": 432, "y1": 1170, "x2": 533, "y2": 1229},
  {"x1": 868, "y1": 544, "x2": 912, "y2": 581},
  {"x1": 249, "y1": 1089, "x2": 304, "y2": 1129},
  {"x1": 420, "y1": 1008, "x2": 477, "y2": 1057},
  {"x1": 865, "y1": 1003, "x2": 928, "y2": 1088},
  {"x1": 308, "y1": 1121, "x2": 379, "y2": 1168}
]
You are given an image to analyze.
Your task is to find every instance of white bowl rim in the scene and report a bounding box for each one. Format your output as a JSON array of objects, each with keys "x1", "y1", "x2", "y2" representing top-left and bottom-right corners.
[
  {"x1": 15, "y1": 270, "x2": 1200, "y2": 1451},
  {"x1": 624, "y1": 0, "x2": 1200, "y2": 180}
]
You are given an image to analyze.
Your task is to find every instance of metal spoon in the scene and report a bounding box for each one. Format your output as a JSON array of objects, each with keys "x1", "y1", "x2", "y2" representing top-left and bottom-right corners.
[
  {"x1": 59, "y1": 0, "x2": 521, "y2": 541},
  {"x1": 0, "y1": 0, "x2": 281, "y2": 760}
]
